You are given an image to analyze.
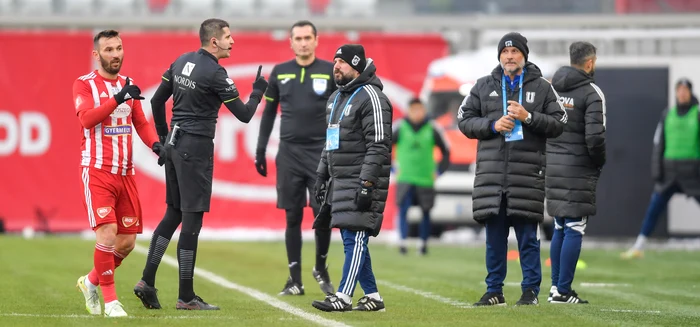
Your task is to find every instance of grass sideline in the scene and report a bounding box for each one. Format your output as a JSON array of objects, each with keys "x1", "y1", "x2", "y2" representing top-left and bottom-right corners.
[{"x1": 1, "y1": 236, "x2": 699, "y2": 326}]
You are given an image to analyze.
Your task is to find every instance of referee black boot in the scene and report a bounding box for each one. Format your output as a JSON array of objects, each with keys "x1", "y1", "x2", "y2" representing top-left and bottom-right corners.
[
  {"x1": 176, "y1": 295, "x2": 220, "y2": 310},
  {"x1": 312, "y1": 266, "x2": 335, "y2": 296},
  {"x1": 134, "y1": 280, "x2": 161, "y2": 309},
  {"x1": 279, "y1": 276, "x2": 305, "y2": 296}
]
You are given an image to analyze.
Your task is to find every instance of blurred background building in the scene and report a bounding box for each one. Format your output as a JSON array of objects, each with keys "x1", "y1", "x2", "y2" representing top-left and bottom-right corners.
[{"x1": 1, "y1": 0, "x2": 700, "y2": 241}]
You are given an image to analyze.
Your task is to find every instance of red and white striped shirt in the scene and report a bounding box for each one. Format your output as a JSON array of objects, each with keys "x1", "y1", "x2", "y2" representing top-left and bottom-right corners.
[{"x1": 72, "y1": 70, "x2": 159, "y2": 176}]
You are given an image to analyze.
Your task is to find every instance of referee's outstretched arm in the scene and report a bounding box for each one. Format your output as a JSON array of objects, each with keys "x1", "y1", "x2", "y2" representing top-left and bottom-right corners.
[{"x1": 216, "y1": 66, "x2": 268, "y2": 123}]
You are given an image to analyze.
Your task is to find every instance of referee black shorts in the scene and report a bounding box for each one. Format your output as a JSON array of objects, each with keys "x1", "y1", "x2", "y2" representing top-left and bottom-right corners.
[
  {"x1": 165, "y1": 132, "x2": 214, "y2": 213},
  {"x1": 275, "y1": 142, "x2": 324, "y2": 210}
]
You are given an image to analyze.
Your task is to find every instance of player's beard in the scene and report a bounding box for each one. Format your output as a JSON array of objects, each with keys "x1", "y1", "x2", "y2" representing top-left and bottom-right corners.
[
  {"x1": 100, "y1": 54, "x2": 122, "y2": 75},
  {"x1": 334, "y1": 70, "x2": 357, "y2": 86}
]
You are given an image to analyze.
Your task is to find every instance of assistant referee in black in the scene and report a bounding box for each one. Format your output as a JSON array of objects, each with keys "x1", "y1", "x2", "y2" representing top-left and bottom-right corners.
[
  {"x1": 133, "y1": 18, "x2": 268, "y2": 310},
  {"x1": 255, "y1": 20, "x2": 337, "y2": 296}
]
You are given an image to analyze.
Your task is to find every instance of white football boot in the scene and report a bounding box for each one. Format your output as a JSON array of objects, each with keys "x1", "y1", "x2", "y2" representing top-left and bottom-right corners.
[
  {"x1": 104, "y1": 300, "x2": 128, "y2": 317},
  {"x1": 76, "y1": 275, "x2": 101, "y2": 315}
]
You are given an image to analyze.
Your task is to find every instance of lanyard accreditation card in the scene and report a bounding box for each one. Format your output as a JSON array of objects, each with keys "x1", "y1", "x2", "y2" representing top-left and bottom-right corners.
[
  {"x1": 502, "y1": 71, "x2": 525, "y2": 142},
  {"x1": 326, "y1": 88, "x2": 362, "y2": 151}
]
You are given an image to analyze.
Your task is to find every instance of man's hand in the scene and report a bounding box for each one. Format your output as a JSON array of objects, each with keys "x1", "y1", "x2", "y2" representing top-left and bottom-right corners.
[
  {"x1": 115, "y1": 77, "x2": 146, "y2": 104},
  {"x1": 494, "y1": 115, "x2": 515, "y2": 133},
  {"x1": 254, "y1": 151, "x2": 267, "y2": 177},
  {"x1": 252, "y1": 65, "x2": 269, "y2": 93},
  {"x1": 151, "y1": 142, "x2": 166, "y2": 166},
  {"x1": 313, "y1": 176, "x2": 328, "y2": 205},
  {"x1": 507, "y1": 100, "x2": 529, "y2": 122}
]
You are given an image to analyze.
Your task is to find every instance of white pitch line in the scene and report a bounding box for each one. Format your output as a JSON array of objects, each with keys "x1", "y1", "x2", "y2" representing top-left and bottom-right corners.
[
  {"x1": 600, "y1": 309, "x2": 661, "y2": 314},
  {"x1": 132, "y1": 245, "x2": 351, "y2": 327},
  {"x1": 0, "y1": 313, "x2": 235, "y2": 319},
  {"x1": 581, "y1": 283, "x2": 632, "y2": 287},
  {"x1": 378, "y1": 280, "x2": 473, "y2": 308}
]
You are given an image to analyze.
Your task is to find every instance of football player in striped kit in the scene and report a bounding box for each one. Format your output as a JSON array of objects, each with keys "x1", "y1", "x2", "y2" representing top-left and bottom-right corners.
[{"x1": 72, "y1": 30, "x2": 165, "y2": 318}]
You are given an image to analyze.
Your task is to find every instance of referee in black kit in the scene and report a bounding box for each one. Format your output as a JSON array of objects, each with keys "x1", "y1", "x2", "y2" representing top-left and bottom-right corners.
[
  {"x1": 255, "y1": 20, "x2": 337, "y2": 296},
  {"x1": 133, "y1": 18, "x2": 268, "y2": 310}
]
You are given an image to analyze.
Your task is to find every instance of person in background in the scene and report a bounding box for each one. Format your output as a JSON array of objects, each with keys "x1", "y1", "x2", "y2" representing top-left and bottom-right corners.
[
  {"x1": 392, "y1": 98, "x2": 450, "y2": 255},
  {"x1": 622, "y1": 78, "x2": 700, "y2": 259}
]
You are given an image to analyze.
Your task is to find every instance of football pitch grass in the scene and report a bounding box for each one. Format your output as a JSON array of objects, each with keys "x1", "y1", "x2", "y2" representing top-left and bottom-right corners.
[{"x1": 1, "y1": 235, "x2": 699, "y2": 327}]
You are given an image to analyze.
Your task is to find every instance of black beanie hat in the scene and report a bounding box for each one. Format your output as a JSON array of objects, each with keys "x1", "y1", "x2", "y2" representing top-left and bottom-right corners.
[
  {"x1": 334, "y1": 44, "x2": 366, "y2": 73},
  {"x1": 676, "y1": 78, "x2": 693, "y2": 91},
  {"x1": 498, "y1": 32, "x2": 529, "y2": 62}
]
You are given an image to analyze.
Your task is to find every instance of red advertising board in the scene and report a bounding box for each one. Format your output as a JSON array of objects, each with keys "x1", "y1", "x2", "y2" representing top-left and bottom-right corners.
[{"x1": 0, "y1": 31, "x2": 449, "y2": 233}]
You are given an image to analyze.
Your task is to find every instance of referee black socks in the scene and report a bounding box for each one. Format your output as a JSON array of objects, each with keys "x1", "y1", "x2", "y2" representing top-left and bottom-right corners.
[{"x1": 142, "y1": 206, "x2": 182, "y2": 286}]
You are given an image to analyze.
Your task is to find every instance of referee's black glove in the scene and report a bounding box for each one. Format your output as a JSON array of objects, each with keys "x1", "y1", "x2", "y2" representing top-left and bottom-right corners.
[
  {"x1": 252, "y1": 65, "x2": 269, "y2": 94},
  {"x1": 152, "y1": 142, "x2": 166, "y2": 166},
  {"x1": 114, "y1": 77, "x2": 145, "y2": 104},
  {"x1": 254, "y1": 150, "x2": 267, "y2": 177}
]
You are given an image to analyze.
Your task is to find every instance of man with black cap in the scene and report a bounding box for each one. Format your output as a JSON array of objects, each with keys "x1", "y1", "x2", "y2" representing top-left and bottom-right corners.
[
  {"x1": 622, "y1": 78, "x2": 700, "y2": 259},
  {"x1": 311, "y1": 44, "x2": 393, "y2": 312},
  {"x1": 457, "y1": 32, "x2": 567, "y2": 306}
]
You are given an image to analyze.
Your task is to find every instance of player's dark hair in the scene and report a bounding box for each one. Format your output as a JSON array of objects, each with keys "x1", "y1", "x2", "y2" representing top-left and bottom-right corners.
[
  {"x1": 199, "y1": 18, "x2": 230, "y2": 46},
  {"x1": 569, "y1": 41, "x2": 597, "y2": 66},
  {"x1": 290, "y1": 20, "x2": 317, "y2": 38},
  {"x1": 93, "y1": 30, "x2": 120, "y2": 50},
  {"x1": 408, "y1": 97, "x2": 423, "y2": 107}
]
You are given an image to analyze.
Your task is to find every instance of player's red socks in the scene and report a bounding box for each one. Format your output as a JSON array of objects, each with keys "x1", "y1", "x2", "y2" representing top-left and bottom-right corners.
[
  {"x1": 87, "y1": 268, "x2": 99, "y2": 286},
  {"x1": 113, "y1": 250, "x2": 126, "y2": 269},
  {"x1": 95, "y1": 243, "x2": 117, "y2": 303},
  {"x1": 87, "y1": 249, "x2": 127, "y2": 286}
]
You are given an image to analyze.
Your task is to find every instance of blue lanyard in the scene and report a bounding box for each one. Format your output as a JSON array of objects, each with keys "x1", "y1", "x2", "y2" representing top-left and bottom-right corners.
[
  {"x1": 328, "y1": 87, "x2": 363, "y2": 124},
  {"x1": 502, "y1": 71, "x2": 524, "y2": 115}
]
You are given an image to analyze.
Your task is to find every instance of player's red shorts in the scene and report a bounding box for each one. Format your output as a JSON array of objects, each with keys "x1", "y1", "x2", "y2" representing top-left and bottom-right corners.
[{"x1": 80, "y1": 167, "x2": 143, "y2": 234}]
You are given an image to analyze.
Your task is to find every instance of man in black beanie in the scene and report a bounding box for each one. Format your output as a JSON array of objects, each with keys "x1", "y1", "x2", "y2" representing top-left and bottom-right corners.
[
  {"x1": 311, "y1": 44, "x2": 393, "y2": 312},
  {"x1": 457, "y1": 32, "x2": 567, "y2": 306}
]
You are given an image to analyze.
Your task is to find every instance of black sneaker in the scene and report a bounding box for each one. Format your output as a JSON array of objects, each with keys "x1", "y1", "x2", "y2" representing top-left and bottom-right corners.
[
  {"x1": 419, "y1": 246, "x2": 428, "y2": 256},
  {"x1": 311, "y1": 294, "x2": 352, "y2": 312},
  {"x1": 473, "y1": 292, "x2": 507, "y2": 306},
  {"x1": 133, "y1": 280, "x2": 161, "y2": 309},
  {"x1": 312, "y1": 266, "x2": 335, "y2": 296},
  {"x1": 551, "y1": 290, "x2": 589, "y2": 304},
  {"x1": 279, "y1": 276, "x2": 305, "y2": 296},
  {"x1": 176, "y1": 295, "x2": 220, "y2": 310},
  {"x1": 353, "y1": 296, "x2": 386, "y2": 312},
  {"x1": 515, "y1": 288, "x2": 539, "y2": 305},
  {"x1": 399, "y1": 246, "x2": 407, "y2": 255}
]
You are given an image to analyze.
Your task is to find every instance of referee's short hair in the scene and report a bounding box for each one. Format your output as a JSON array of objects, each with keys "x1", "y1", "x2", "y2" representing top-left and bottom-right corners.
[
  {"x1": 93, "y1": 30, "x2": 120, "y2": 50},
  {"x1": 200, "y1": 18, "x2": 230, "y2": 46},
  {"x1": 290, "y1": 20, "x2": 317, "y2": 37}
]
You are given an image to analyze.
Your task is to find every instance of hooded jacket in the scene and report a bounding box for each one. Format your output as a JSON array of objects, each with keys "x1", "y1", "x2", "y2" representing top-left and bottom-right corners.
[
  {"x1": 546, "y1": 66, "x2": 606, "y2": 218},
  {"x1": 316, "y1": 59, "x2": 393, "y2": 236},
  {"x1": 651, "y1": 95, "x2": 700, "y2": 196},
  {"x1": 458, "y1": 62, "x2": 567, "y2": 223}
]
